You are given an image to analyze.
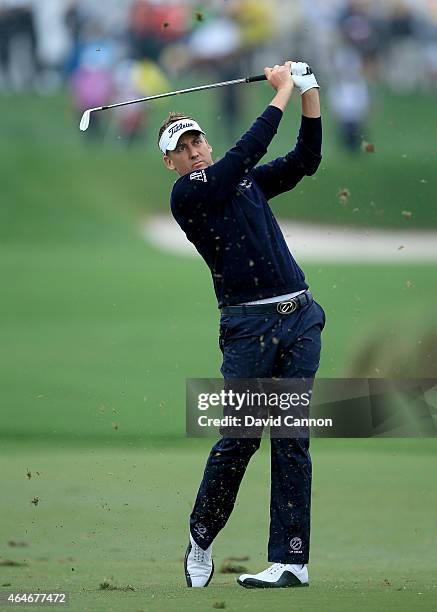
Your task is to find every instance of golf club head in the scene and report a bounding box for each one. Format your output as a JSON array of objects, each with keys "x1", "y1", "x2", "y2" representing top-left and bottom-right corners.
[
  {"x1": 79, "y1": 107, "x2": 103, "y2": 131},
  {"x1": 79, "y1": 109, "x2": 92, "y2": 131}
]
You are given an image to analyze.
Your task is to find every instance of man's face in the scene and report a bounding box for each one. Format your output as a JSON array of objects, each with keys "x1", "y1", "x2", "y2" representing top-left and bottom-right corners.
[{"x1": 163, "y1": 131, "x2": 213, "y2": 176}]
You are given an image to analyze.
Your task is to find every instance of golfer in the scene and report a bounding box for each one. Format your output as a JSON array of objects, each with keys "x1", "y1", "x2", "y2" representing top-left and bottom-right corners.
[{"x1": 158, "y1": 61, "x2": 325, "y2": 589}]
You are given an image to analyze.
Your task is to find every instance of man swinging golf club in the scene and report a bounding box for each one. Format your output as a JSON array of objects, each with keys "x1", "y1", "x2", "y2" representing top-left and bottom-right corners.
[{"x1": 158, "y1": 60, "x2": 325, "y2": 589}]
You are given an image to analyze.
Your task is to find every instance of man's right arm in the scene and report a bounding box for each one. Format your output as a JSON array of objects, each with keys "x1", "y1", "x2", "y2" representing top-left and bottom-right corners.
[{"x1": 172, "y1": 63, "x2": 294, "y2": 206}]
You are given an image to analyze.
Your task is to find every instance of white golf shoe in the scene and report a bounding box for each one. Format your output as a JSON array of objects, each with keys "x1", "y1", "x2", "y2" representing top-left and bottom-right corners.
[
  {"x1": 184, "y1": 534, "x2": 214, "y2": 587},
  {"x1": 237, "y1": 563, "x2": 309, "y2": 589}
]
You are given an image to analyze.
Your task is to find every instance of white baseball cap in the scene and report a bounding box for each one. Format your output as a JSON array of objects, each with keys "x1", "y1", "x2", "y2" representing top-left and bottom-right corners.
[{"x1": 159, "y1": 118, "x2": 205, "y2": 154}]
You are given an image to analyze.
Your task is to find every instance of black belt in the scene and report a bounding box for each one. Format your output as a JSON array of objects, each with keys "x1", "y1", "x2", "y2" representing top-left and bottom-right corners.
[{"x1": 221, "y1": 291, "x2": 313, "y2": 315}]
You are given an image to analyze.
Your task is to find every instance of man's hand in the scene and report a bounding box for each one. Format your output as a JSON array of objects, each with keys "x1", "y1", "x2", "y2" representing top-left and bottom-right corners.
[
  {"x1": 264, "y1": 61, "x2": 294, "y2": 94},
  {"x1": 291, "y1": 62, "x2": 320, "y2": 96},
  {"x1": 265, "y1": 61, "x2": 294, "y2": 112}
]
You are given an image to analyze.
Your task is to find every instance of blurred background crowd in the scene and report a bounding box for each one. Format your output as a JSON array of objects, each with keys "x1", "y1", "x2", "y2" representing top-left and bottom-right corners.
[{"x1": 1, "y1": 0, "x2": 437, "y2": 149}]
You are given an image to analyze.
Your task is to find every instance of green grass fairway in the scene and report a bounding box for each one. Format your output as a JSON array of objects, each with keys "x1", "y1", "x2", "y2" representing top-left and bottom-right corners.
[
  {"x1": 1, "y1": 239, "x2": 436, "y2": 439},
  {"x1": 1, "y1": 439, "x2": 436, "y2": 612}
]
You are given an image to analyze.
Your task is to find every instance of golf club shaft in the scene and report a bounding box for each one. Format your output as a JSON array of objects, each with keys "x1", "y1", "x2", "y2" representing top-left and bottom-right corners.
[
  {"x1": 79, "y1": 65, "x2": 312, "y2": 130},
  {"x1": 98, "y1": 74, "x2": 267, "y2": 113}
]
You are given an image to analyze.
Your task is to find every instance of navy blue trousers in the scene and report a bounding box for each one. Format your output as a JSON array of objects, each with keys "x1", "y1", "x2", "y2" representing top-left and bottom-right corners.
[{"x1": 190, "y1": 300, "x2": 325, "y2": 563}]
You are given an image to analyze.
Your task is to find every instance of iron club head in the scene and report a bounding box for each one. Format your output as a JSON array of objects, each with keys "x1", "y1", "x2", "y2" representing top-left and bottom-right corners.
[
  {"x1": 79, "y1": 107, "x2": 103, "y2": 131},
  {"x1": 79, "y1": 109, "x2": 92, "y2": 131}
]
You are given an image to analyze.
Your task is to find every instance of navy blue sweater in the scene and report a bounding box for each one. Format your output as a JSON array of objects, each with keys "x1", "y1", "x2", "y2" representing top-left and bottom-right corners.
[{"x1": 170, "y1": 105, "x2": 322, "y2": 308}]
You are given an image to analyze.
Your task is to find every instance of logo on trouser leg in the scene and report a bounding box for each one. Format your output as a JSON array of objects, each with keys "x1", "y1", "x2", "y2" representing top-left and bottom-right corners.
[
  {"x1": 193, "y1": 522, "x2": 207, "y2": 538},
  {"x1": 289, "y1": 537, "x2": 303, "y2": 552}
]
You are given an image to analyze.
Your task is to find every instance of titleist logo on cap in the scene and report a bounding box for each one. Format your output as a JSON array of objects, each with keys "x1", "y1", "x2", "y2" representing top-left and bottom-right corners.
[
  {"x1": 159, "y1": 118, "x2": 204, "y2": 153},
  {"x1": 168, "y1": 121, "x2": 194, "y2": 137}
]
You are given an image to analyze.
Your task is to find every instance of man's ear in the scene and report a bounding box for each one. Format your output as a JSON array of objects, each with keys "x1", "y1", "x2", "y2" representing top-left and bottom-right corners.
[
  {"x1": 204, "y1": 138, "x2": 213, "y2": 154},
  {"x1": 163, "y1": 154, "x2": 175, "y2": 171}
]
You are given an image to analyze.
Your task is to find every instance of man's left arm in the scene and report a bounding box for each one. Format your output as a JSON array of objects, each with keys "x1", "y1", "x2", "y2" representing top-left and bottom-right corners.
[{"x1": 252, "y1": 88, "x2": 322, "y2": 201}]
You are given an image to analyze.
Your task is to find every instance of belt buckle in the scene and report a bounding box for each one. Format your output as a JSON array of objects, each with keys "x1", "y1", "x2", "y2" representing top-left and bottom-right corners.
[{"x1": 277, "y1": 298, "x2": 297, "y2": 314}]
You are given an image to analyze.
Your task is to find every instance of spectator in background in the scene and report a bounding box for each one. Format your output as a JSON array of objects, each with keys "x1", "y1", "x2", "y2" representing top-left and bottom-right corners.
[
  {"x1": 30, "y1": 0, "x2": 71, "y2": 93},
  {"x1": 67, "y1": 1, "x2": 181, "y2": 143},
  {"x1": 422, "y1": 11, "x2": 437, "y2": 90},
  {"x1": 64, "y1": 0, "x2": 85, "y2": 76},
  {"x1": 224, "y1": 0, "x2": 275, "y2": 137},
  {"x1": 328, "y1": 46, "x2": 370, "y2": 152},
  {"x1": 294, "y1": 0, "x2": 342, "y2": 78},
  {"x1": 227, "y1": 0, "x2": 275, "y2": 67},
  {"x1": 127, "y1": 0, "x2": 187, "y2": 62},
  {"x1": 120, "y1": 0, "x2": 186, "y2": 143},
  {"x1": 0, "y1": 0, "x2": 40, "y2": 91},
  {"x1": 69, "y1": 22, "x2": 115, "y2": 138},
  {"x1": 187, "y1": 8, "x2": 243, "y2": 142},
  {"x1": 338, "y1": 0, "x2": 382, "y2": 80},
  {"x1": 385, "y1": 0, "x2": 422, "y2": 92}
]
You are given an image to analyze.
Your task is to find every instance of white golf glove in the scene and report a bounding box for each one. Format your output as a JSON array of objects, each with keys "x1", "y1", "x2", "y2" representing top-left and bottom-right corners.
[{"x1": 291, "y1": 62, "x2": 319, "y2": 95}]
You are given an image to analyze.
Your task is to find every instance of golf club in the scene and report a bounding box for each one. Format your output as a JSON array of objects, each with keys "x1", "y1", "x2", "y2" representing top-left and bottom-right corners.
[{"x1": 79, "y1": 65, "x2": 313, "y2": 131}]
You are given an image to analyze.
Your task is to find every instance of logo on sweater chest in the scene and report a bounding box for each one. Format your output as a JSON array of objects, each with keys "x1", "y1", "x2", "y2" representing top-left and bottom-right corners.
[
  {"x1": 238, "y1": 178, "x2": 253, "y2": 190},
  {"x1": 190, "y1": 170, "x2": 207, "y2": 182}
]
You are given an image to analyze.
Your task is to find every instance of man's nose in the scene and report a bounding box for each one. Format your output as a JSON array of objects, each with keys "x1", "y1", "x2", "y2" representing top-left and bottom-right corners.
[{"x1": 189, "y1": 147, "x2": 199, "y2": 159}]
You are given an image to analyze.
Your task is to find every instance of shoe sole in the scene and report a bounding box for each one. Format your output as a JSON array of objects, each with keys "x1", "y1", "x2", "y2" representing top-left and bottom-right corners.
[
  {"x1": 184, "y1": 542, "x2": 214, "y2": 588},
  {"x1": 237, "y1": 571, "x2": 309, "y2": 589}
]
